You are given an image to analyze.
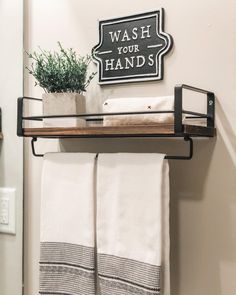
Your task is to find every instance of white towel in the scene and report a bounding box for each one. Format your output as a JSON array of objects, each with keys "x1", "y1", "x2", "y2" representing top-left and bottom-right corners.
[
  {"x1": 39, "y1": 153, "x2": 97, "y2": 295},
  {"x1": 97, "y1": 153, "x2": 170, "y2": 295},
  {"x1": 103, "y1": 96, "x2": 174, "y2": 126}
]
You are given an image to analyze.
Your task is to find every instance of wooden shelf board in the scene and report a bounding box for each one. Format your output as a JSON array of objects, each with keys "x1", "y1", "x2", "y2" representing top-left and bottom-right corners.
[{"x1": 23, "y1": 124, "x2": 216, "y2": 138}]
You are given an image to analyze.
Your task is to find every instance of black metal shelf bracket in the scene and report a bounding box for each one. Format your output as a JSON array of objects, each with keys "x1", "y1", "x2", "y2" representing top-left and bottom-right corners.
[{"x1": 30, "y1": 135, "x2": 194, "y2": 160}]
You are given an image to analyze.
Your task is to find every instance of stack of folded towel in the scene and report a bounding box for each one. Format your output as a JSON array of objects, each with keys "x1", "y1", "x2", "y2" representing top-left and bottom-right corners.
[{"x1": 103, "y1": 96, "x2": 175, "y2": 126}]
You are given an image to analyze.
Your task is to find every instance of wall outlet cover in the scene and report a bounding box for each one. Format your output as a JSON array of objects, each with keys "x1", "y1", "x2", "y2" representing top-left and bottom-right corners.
[{"x1": 0, "y1": 188, "x2": 16, "y2": 235}]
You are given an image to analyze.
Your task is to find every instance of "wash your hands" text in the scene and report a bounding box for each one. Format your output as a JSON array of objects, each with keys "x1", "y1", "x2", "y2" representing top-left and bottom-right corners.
[{"x1": 104, "y1": 25, "x2": 156, "y2": 71}]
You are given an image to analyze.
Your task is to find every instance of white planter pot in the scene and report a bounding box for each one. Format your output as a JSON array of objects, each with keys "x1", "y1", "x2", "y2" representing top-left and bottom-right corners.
[{"x1": 42, "y1": 93, "x2": 86, "y2": 127}]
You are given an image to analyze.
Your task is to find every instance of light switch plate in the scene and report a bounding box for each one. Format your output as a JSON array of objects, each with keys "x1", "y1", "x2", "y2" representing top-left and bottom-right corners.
[{"x1": 0, "y1": 188, "x2": 16, "y2": 235}]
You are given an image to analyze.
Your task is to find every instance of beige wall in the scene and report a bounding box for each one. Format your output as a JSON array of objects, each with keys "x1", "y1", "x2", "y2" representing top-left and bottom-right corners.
[
  {"x1": 0, "y1": 1, "x2": 23, "y2": 295},
  {"x1": 24, "y1": 1, "x2": 236, "y2": 294}
]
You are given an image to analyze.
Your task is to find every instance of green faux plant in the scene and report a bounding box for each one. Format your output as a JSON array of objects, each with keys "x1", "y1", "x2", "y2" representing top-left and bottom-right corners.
[{"x1": 26, "y1": 42, "x2": 96, "y2": 93}]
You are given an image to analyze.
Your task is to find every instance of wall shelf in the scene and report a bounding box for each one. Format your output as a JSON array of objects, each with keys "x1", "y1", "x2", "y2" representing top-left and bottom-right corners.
[
  {"x1": 22, "y1": 124, "x2": 215, "y2": 138},
  {"x1": 17, "y1": 84, "x2": 216, "y2": 159}
]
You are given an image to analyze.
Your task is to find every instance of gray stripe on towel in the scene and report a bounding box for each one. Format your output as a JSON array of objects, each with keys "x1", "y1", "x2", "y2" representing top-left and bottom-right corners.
[
  {"x1": 98, "y1": 253, "x2": 161, "y2": 295},
  {"x1": 40, "y1": 242, "x2": 95, "y2": 295},
  {"x1": 40, "y1": 242, "x2": 95, "y2": 268}
]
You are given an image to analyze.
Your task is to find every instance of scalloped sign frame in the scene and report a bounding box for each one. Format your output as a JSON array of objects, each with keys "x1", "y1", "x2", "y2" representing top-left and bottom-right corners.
[{"x1": 92, "y1": 9, "x2": 173, "y2": 85}]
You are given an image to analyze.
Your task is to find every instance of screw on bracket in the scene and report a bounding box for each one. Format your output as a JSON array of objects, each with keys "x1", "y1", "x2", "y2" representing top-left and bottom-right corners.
[{"x1": 209, "y1": 100, "x2": 213, "y2": 106}]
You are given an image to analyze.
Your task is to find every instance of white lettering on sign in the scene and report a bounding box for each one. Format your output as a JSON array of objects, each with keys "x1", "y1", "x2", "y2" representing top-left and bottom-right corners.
[
  {"x1": 136, "y1": 55, "x2": 145, "y2": 67},
  {"x1": 148, "y1": 54, "x2": 155, "y2": 66},
  {"x1": 121, "y1": 30, "x2": 131, "y2": 42},
  {"x1": 109, "y1": 25, "x2": 151, "y2": 43},
  {"x1": 115, "y1": 59, "x2": 124, "y2": 70},
  {"x1": 105, "y1": 59, "x2": 115, "y2": 71},
  {"x1": 105, "y1": 54, "x2": 155, "y2": 71},
  {"x1": 105, "y1": 25, "x2": 153, "y2": 72},
  {"x1": 132, "y1": 27, "x2": 138, "y2": 40},
  {"x1": 117, "y1": 45, "x2": 140, "y2": 55},
  {"x1": 117, "y1": 47, "x2": 122, "y2": 54},
  {"x1": 109, "y1": 30, "x2": 121, "y2": 42},
  {"x1": 140, "y1": 25, "x2": 151, "y2": 39},
  {"x1": 125, "y1": 56, "x2": 135, "y2": 69}
]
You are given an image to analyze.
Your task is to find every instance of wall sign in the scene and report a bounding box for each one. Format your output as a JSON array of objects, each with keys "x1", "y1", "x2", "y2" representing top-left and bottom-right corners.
[{"x1": 92, "y1": 9, "x2": 173, "y2": 85}]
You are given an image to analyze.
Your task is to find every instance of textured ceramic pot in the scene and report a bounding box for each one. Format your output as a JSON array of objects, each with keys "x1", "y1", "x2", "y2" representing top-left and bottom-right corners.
[{"x1": 42, "y1": 93, "x2": 86, "y2": 127}]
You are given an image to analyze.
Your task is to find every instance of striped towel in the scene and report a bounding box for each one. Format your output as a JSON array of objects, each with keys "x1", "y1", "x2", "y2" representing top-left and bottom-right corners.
[
  {"x1": 97, "y1": 153, "x2": 170, "y2": 295},
  {"x1": 39, "y1": 153, "x2": 97, "y2": 295}
]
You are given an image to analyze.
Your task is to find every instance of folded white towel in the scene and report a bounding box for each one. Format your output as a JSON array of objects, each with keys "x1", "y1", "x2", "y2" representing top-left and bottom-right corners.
[
  {"x1": 40, "y1": 153, "x2": 96, "y2": 295},
  {"x1": 103, "y1": 96, "x2": 174, "y2": 126},
  {"x1": 97, "y1": 153, "x2": 170, "y2": 295}
]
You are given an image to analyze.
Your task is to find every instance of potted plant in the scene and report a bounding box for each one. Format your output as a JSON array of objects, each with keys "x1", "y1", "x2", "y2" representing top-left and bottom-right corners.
[{"x1": 26, "y1": 42, "x2": 96, "y2": 127}]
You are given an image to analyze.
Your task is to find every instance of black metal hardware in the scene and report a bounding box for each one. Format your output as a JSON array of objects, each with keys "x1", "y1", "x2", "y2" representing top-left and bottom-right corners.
[
  {"x1": 17, "y1": 84, "x2": 215, "y2": 160},
  {"x1": 174, "y1": 85, "x2": 183, "y2": 134},
  {"x1": 207, "y1": 92, "x2": 215, "y2": 128},
  {"x1": 17, "y1": 97, "x2": 24, "y2": 136},
  {"x1": 30, "y1": 135, "x2": 193, "y2": 160},
  {"x1": 22, "y1": 110, "x2": 175, "y2": 121},
  {"x1": 175, "y1": 84, "x2": 215, "y2": 129},
  {"x1": 31, "y1": 137, "x2": 44, "y2": 157},
  {"x1": 165, "y1": 136, "x2": 193, "y2": 160}
]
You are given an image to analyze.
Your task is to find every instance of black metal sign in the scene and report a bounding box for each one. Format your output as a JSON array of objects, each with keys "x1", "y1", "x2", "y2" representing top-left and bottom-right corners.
[{"x1": 92, "y1": 9, "x2": 173, "y2": 85}]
